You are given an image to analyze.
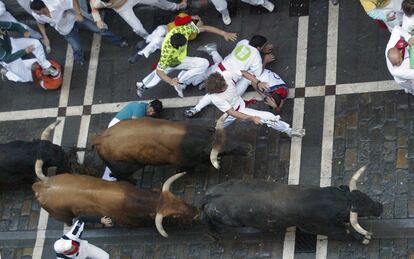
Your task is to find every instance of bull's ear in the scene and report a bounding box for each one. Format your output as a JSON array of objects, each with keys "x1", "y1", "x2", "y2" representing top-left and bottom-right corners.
[{"x1": 339, "y1": 185, "x2": 350, "y2": 192}]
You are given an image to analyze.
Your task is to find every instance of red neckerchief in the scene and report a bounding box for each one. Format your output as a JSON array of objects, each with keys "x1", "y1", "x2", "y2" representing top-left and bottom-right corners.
[
  {"x1": 271, "y1": 87, "x2": 288, "y2": 99},
  {"x1": 65, "y1": 241, "x2": 80, "y2": 255},
  {"x1": 395, "y1": 37, "x2": 408, "y2": 59}
]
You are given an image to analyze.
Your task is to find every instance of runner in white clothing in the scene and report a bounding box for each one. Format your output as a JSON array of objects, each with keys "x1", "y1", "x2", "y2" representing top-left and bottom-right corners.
[
  {"x1": 205, "y1": 71, "x2": 305, "y2": 138},
  {"x1": 210, "y1": 0, "x2": 275, "y2": 25},
  {"x1": 386, "y1": 26, "x2": 414, "y2": 94},
  {"x1": 0, "y1": 0, "x2": 42, "y2": 39},
  {"x1": 184, "y1": 35, "x2": 274, "y2": 117}
]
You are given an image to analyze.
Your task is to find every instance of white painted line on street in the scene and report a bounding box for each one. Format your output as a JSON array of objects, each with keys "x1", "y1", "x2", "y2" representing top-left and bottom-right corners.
[
  {"x1": 283, "y1": 15, "x2": 309, "y2": 259},
  {"x1": 306, "y1": 85, "x2": 325, "y2": 97},
  {"x1": 295, "y1": 16, "x2": 309, "y2": 89},
  {"x1": 317, "y1": 3, "x2": 339, "y2": 258},
  {"x1": 0, "y1": 108, "x2": 57, "y2": 122},
  {"x1": 59, "y1": 47, "x2": 74, "y2": 107},
  {"x1": 336, "y1": 80, "x2": 399, "y2": 95},
  {"x1": 76, "y1": 115, "x2": 91, "y2": 164},
  {"x1": 84, "y1": 34, "x2": 101, "y2": 106}
]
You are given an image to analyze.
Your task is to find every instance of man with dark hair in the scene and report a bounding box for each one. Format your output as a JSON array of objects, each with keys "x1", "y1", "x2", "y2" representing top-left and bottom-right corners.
[
  {"x1": 136, "y1": 15, "x2": 237, "y2": 98},
  {"x1": 102, "y1": 100, "x2": 163, "y2": 181},
  {"x1": 184, "y1": 34, "x2": 274, "y2": 117},
  {"x1": 0, "y1": 21, "x2": 58, "y2": 82},
  {"x1": 204, "y1": 71, "x2": 305, "y2": 138},
  {"x1": 30, "y1": 0, "x2": 127, "y2": 65}
]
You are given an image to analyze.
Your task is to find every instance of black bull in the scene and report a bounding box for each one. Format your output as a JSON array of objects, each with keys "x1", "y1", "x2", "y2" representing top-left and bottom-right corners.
[
  {"x1": 92, "y1": 116, "x2": 252, "y2": 180},
  {"x1": 0, "y1": 121, "x2": 67, "y2": 183},
  {"x1": 199, "y1": 166, "x2": 383, "y2": 244}
]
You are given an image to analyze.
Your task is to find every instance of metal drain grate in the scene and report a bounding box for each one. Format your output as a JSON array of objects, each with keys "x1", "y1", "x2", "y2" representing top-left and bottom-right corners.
[{"x1": 295, "y1": 229, "x2": 317, "y2": 253}]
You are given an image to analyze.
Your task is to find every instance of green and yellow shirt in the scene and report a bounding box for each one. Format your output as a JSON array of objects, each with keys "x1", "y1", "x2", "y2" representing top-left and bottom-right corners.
[{"x1": 157, "y1": 22, "x2": 199, "y2": 70}]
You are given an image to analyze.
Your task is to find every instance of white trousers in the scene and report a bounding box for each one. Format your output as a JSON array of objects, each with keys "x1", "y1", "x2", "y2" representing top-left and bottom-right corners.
[
  {"x1": 1, "y1": 38, "x2": 51, "y2": 82},
  {"x1": 78, "y1": 240, "x2": 109, "y2": 259},
  {"x1": 116, "y1": 0, "x2": 177, "y2": 38},
  {"x1": 102, "y1": 117, "x2": 121, "y2": 181},
  {"x1": 211, "y1": 0, "x2": 265, "y2": 12},
  {"x1": 224, "y1": 100, "x2": 292, "y2": 135},
  {"x1": 141, "y1": 56, "x2": 209, "y2": 88},
  {"x1": 0, "y1": 11, "x2": 42, "y2": 39},
  {"x1": 138, "y1": 25, "x2": 167, "y2": 58}
]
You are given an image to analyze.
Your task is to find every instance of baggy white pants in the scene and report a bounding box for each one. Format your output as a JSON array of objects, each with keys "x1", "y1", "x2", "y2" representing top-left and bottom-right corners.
[
  {"x1": 224, "y1": 100, "x2": 292, "y2": 135},
  {"x1": 0, "y1": 11, "x2": 42, "y2": 39},
  {"x1": 77, "y1": 240, "x2": 109, "y2": 259},
  {"x1": 102, "y1": 117, "x2": 121, "y2": 181},
  {"x1": 211, "y1": 0, "x2": 265, "y2": 12},
  {"x1": 116, "y1": 0, "x2": 177, "y2": 38},
  {"x1": 141, "y1": 56, "x2": 209, "y2": 88},
  {"x1": 138, "y1": 25, "x2": 167, "y2": 58},
  {"x1": 0, "y1": 37, "x2": 51, "y2": 82}
]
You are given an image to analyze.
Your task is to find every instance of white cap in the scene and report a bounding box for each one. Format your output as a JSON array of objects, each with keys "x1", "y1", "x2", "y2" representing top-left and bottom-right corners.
[{"x1": 54, "y1": 239, "x2": 72, "y2": 253}]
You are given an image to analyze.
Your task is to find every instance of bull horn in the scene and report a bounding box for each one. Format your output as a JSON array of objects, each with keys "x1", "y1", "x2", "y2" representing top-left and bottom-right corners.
[
  {"x1": 162, "y1": 172, "x2": 186, "y2": 192},
  {"x1": 155, "y1": 213, "x2": 168, "y2": 237},
  {"x1": 41, "y1": 120, "x2": 61, "y2": 140},
  {"x1": 349, "y1": 165, "x2": 366, "y2": 191},
  {"x1": 350, "y1": 211, "x2": 372, "y2": 241},
  {"x1": 210, "y1": 113, "x2": 228, "y2": 169},
  {"x1": 348, "y1": 166, "x2": 371, "y2": 242},
  {"x1": 35, "y1": 159, "x2": 48, "y2": 181}
]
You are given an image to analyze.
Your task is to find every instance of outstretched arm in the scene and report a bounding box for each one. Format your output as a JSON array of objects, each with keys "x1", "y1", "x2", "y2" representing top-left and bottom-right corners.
[{"x1": 197, "y1": 25, "x2": 237, "y2": 42}]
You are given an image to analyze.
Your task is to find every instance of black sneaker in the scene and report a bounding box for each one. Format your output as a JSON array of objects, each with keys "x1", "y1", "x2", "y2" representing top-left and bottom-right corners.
[
  {"x1": 135, "y1": 40, "x2": 146, "y2": 51},
  {"x1": 128, "y1": 52, "x2": 142, "y2": 64}
]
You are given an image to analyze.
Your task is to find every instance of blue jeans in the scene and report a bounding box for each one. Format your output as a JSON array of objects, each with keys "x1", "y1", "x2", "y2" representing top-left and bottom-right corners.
[{"x1": 63, "y1": 18, "x2": 125, "y2": 62}]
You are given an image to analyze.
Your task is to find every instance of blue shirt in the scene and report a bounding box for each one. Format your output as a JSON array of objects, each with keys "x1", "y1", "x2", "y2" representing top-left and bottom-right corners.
[{"x1": 115, "y1": 102, "x2": 148, "y2": 121}]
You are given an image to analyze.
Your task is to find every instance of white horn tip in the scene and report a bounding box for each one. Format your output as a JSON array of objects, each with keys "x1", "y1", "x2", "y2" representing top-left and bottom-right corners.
[{"x1": 212, "y1": 160, "x2": 220, "y2": 169}]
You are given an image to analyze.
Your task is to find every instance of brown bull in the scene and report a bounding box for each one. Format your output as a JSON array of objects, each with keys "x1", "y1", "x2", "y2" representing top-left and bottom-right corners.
[
  {"x1": 91, "y1": 114, "x2": 251, "y2": 180},
  {"x1": 32, "y1": 167, "x2": 198, "y2": 237}
]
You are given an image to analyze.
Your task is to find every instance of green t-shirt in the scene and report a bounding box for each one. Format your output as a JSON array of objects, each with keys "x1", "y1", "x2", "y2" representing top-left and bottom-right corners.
[{"x1": 157, "y1": 22, "x2": 199, "y2": 70}]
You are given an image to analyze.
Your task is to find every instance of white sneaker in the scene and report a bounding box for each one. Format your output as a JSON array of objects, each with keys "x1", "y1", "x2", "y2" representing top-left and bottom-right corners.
[
  {"x1": 197, "y1": 43, "x2": 218, "y2": 55},
  {"x1": 0, "y1": 68, "x2": 7, "y2": 81},
  {"x1": 262, "y1": 0, "x2": 275, "y2": 12},
  {"x1": 222, "y1": 13, "x2": 231, "y2": 25},
  {"x1": 174, "y1": 83, "x2": 185, "y2": 98},
  {"x1": 43, "y1": 66, "x2": 59, "y2": 77},
  {"x1": 184, "y1": 107, "x2": 199, "y2": 118},
  {"x1": 136, "y1": 82, "x2": 146, "y2": 98},
  {"x1": 290, "y1": 128, "x2": 306, "y2": 138}
]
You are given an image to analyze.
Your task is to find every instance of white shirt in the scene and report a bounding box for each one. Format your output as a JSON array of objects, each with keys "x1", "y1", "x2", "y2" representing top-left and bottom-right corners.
[
  {"x1": 221, "y1": 39, "x2": 263, "y2": 77},
  {"x1": 402, "y1": 14, "x2": 414, "y2": 35},
  {"x1": 386, "y1": 26, "x2": 414, "y2": 85},
  {"x1": 210, "y1": 71, "x2": 244, "y2": 113},
  {"x1": 257, "y1": 69, "x2": 286, "y2": 87},
  {"x1": 32, "y1": 0, "x2": 76, "y2": 35}
]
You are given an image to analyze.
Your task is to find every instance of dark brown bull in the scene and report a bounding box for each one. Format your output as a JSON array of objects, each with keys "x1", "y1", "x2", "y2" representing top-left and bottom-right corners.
[
  {"x1": 91, "y1": 114, "x2": 251, "y2": 180},
  {"x1": 32, "y1": 167, "x2": 198, "y2": 237}
]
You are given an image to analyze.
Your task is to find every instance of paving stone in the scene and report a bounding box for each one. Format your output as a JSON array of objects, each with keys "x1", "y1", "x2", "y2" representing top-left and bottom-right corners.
[
  {"x1": 20, "y1": 200, "x2": 31, "y2": 217},
  {"x1": 398, "y1": 131, "x2": 409, "y2": 148},
  {"x1": 346, "y1": 112, "x2": 358, "y2": 129},
  {"x1": 384, "y1": 121, "x2": 397, "y2": 141},
  {"x1": 385, "y1": 102, "x2": 397, "y2": 121},
  {"x1": 357, "y1": 141, "x2": 370, "y2": 164},
  {"x1": 22, "y1": 247, "x2": 32, "y2": 257},
  {"x1": 345, "y1": 129, "x2": 358, "y2": 148},
  {"x1": 383, "y1": 142, "x2": 396, "y2": 163},
  {"x1": 28, "y1": 213, "x2": 39, "y2": 230},
  {"x1": 395, "y1": 197, "x2": 408, "y2": 219},
  {"x1": 397, "y1": 149, "x2": 409, "y2": 169},
  {"x1": 344, "y1": 148, "x2": 357, "y2": 171},
  {"x1": 333, "y1": 138, "x2": 345, "y2": 158},
  {"x1": 334, "y1": 117, "x2": 346, "y2": 138}
]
